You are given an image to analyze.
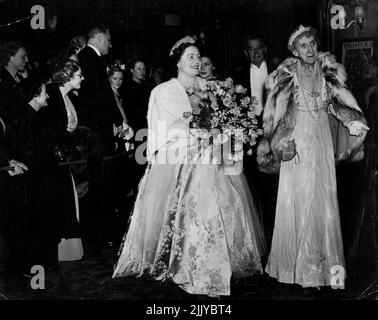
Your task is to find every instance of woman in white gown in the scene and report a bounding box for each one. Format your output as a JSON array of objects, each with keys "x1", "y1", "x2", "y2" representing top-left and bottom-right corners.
[{"x1": 113, "y1": 36, "x2": 266, "y2": 296}]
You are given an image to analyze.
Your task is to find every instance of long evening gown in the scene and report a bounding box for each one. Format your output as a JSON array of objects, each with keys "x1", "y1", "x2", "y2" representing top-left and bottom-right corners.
[
  {"x1": 265, "y1": 64, "x2": 346, "y2": 288},
  {"x1": 113, "y1": 78, "x2": 266, "y2": 296}
]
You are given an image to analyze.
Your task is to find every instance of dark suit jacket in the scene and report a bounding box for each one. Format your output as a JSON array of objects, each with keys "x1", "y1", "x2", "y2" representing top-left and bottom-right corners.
[
  {"x1": 77, "y1": 46, "x2": 105, "y2": 124},
  {"x1": 77, "y1": 46, "x2": 119, "y2": 154}
]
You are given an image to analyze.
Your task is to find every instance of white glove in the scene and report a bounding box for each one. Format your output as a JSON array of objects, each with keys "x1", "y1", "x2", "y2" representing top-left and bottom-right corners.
[
  {"x1": 8, "y1": 159, "x2": 28, "y2": 176},
  {"x1": 347, "y1": 121, "x2": 370, "y2": 136},
  {"x1": 121, "y1": 122, "x2": 134, "y2": 140}
]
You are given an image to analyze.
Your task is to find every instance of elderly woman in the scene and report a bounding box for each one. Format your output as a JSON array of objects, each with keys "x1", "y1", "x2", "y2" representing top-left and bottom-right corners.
[
  {"x1": 257, "y1": 25, "x2": 369, "y2": 290},
  {"x1": 113, "y1": 36, "x2": 265, "y2": 297}
]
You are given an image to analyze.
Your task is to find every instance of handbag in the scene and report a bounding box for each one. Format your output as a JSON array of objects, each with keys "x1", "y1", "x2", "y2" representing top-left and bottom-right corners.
[{"x1": 281, "y1": 139, "x2": 297, "y2": 162}]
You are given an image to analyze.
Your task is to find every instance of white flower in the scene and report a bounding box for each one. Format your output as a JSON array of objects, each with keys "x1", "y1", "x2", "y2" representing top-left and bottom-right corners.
[
  {"x1": 235, "y1": 84, "x2": 245, "y2": 93},
  {"x1": 247, "y1": 111, "x2": 255, "y2": 118}
]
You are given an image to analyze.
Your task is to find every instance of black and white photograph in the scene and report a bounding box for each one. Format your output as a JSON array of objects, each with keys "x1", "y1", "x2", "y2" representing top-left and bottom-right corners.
[{"x1": 0, "y1": 0, "x2": 377, "y2": 311}]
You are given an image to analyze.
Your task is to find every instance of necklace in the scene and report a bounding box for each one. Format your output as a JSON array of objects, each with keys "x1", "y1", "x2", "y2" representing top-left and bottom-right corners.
[
  {"x1": 296, "y1": 62, "x2": 323, "y2": 121},
  {"x1": 299, "y1": 85, "x2": 321, "y2": 121}
]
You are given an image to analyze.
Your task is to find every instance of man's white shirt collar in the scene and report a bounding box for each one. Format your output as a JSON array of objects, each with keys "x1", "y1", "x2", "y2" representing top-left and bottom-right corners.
[
  {"x1": 87, "y1": 44, "x2": 101, "y2": 57},
  {"x1": 249, "y1": 60, "x2": 268, "y2": 116},
  {"x1": 250, "y1": 60, "x2": 267, "y2": 72}
]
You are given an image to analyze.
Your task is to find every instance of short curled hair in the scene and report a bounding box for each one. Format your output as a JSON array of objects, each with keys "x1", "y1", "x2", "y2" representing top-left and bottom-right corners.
[
  {"x1": 0, "y1": 41, "x2": 26, "y2": 67},
  {"x1": 129, "y1": 59, "x2": 146, "y2": 70},
  {"x1": 52, "y1": 59, "x2": 81, "y2": 86},
  {"x1": 288, "y1": 27, "x2": 320, "y2": 53}
]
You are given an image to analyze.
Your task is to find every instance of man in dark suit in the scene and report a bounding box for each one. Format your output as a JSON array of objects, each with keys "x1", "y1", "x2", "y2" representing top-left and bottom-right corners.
[
  {"x1": 235, "y1": 36, "x2": 278, "y2": 249},
  {"x1": 77, "y1": 25, "x2": 113, "y2": 154},
  {"x1": 77, "y1": 25, "x2": 118, "y2": 253}
]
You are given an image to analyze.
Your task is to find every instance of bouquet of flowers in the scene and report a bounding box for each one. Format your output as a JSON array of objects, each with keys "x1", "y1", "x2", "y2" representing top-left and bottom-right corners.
[{"x1": 183, "y1": 77, "x2": 263, "y2": 161}]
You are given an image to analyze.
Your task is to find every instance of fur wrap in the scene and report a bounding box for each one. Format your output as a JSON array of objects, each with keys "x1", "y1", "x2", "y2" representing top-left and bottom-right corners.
[{"x1": 257, "y1": 52, "x2": 368, "y2": 174}]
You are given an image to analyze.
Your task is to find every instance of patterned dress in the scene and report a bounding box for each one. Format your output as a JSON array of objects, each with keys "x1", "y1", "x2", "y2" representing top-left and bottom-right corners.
[{"x1": 113, "y1": 78, "x2": 266, "y2": 296}]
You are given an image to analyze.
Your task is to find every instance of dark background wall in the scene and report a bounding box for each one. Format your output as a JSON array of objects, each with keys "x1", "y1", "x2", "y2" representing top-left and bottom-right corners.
[
  {"x1": 0, "y1": 0, "x2": 320, "y2": 74},
  {"x1": 1, "y1": 0, "x2": 377, "y2": 77}
]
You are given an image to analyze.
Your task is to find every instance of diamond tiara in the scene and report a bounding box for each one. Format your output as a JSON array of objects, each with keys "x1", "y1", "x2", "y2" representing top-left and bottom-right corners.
[
  {"x1": 169, "y1": 36, "x2": 196, "y2": 57},
  {"x1": 287, "y1": 25, "x2": 311, "y2": 49}
]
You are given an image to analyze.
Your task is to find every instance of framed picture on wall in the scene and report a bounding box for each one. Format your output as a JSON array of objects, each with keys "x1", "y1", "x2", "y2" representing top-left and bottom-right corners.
[{"x1": 341, "y1": 38, "x2": 374, "y2": 88}]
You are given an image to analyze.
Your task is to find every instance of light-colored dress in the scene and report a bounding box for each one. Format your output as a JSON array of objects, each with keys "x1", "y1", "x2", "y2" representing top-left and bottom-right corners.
[
  {"x1": 113, "y1": 78, "x2": 266, "y2": 296},
  {"x1": 265, "y1": 64, "x2": 345, "y2": 288}
]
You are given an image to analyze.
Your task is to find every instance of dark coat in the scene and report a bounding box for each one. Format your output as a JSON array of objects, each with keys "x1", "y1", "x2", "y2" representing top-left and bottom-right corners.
[
  {"x1": 77, "y1": 46, "x2": 120, "y2": 154},
  {"x1": 41, "y1": 84, "x2": 81, "y2": 239},
  {"x1": 121, "y1": 79, "x2": 151, "y2": 133}
]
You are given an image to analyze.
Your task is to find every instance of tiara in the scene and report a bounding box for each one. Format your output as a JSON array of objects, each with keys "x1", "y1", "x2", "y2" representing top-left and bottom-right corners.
[
  {"x1": 169, "y1": 36, "x2": 196, "y2": 57},
  {"x1": 287, "y1": 25, "x2": 311, "y2": 48},
  {"x1": 107, "y1": 63, "x2": 125, "y2": 73}
]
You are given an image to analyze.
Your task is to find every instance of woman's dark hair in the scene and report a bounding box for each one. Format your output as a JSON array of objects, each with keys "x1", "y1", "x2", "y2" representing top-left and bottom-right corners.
[
  {"x1": 18, "y1": 76, "x2": 47, "y2": 104},
  {"x1": 129, "y1": 59, "x2": 146, "y2": 70},
  {"x1": 0, "y1": 41, "x2": 26, "y2": 67},
  {"x1": 170, "y1": 42, "x2": 199, "y2": 65},
  {"x1": 52, "y1": 59, "x2": 80, "y2": 85}
]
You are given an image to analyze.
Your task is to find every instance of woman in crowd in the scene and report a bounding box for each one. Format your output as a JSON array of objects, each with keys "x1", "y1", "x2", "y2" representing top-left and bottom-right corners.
[
  {"x1": 107, "y1": 63, "x2": 134, "y2": 152},
  {"x1": 46, "y1": 59, "x2": 85, "y2": 262},
  {"x1": 200, "y1": 54, "x2": 217, "y2": 80},
  {"x1": 121, "y1": 59, "x2": 151, "y2": 194},
  {"x1": 122, "y1": 59, "x2": 151, "y2": 132},
  {"x1": 257, "y1": 25, "x2": 369, "y2": 289},
  {"x1": 10, "y1": 77, "x2": 60, "y2": 272},
  {"x1": 113, "y1": 36, "x2": 266, "y2": 297},
  {"x1": 104, "y1": 63, "x2": 135, "y2": 244}
]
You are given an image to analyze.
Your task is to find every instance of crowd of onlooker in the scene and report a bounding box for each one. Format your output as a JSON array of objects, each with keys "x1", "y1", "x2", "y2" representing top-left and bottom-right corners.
[{"x1": 0, "y1": 23, "x2": 176, "y2": 281}]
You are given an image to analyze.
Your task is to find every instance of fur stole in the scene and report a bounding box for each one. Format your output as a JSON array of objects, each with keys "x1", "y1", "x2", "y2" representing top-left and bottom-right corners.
[{"x1": 257, "y1": 51, "x2": 368, "y2": 174}]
